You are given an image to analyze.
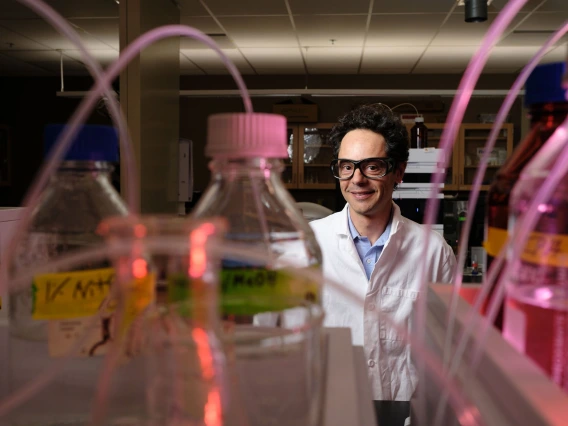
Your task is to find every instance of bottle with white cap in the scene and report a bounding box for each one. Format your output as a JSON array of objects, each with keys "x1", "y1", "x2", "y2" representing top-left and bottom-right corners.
[
  {"x1": 189, "y1": 112, "x2": 323, "y2": 317},
  {"x1": 411, "y1": 116, "x2": 428, "y2": 149}
]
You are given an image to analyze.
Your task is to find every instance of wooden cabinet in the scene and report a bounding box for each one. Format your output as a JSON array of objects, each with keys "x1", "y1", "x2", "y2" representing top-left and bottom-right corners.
[
  {"x1": 284, "y1": 124, "x2": 336, "y2": 190},
  {"x1": 286, "y1": 122, "x2": 514, "y2": 192},
  {"x1": 405, "y1": 122, "x2": 514, "y2": 191}
]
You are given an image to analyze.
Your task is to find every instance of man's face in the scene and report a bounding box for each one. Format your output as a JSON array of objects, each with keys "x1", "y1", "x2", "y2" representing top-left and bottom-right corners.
[{"x1": 338, "y1": 129, "x2": 404, "y2": 219}]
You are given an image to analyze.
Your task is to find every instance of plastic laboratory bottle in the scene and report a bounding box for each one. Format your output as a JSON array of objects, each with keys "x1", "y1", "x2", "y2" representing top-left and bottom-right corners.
[
  {"x1": 190, "y1": 113, "x2": 323, "y2": 314},
  {"x1": 484, "y1": 62, "x2": 568, "y2": 330},
  {"x1": 7, "y1": 124, "x2": 132, "y2": 425},
  {"x1": 504, "y1": 119, "x2": 568, "y2": 391},
  {"x1": 411, "y1": 117, "x2": 428, "y2": 149}
]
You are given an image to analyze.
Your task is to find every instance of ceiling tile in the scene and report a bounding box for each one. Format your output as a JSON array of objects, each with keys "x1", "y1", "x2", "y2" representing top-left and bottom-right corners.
[
  {"x1": 490, "y1": 0, "x2": 561, "y2": 12},
  {"x1": 514, "y1": 12, "x2": 568, "y2": 32},
  {"x1": 362, "y1": 47, "x2": 424, "y2": 68},
  {"x1": 308, "y1": 68, "x2": 359, "y2": 74},
  {"x1": 180, "y1": 17, "x2": 235, "y2": 49},
  {"x1": 305, "y1": 47, "x2": 361, "y2": 69},
  {"x1": 367, "y1": 14, "x2": 446, "y2": 47},
  {"x1": 219, "y1": 17, "x2": 298, "y2": 47},
  {"x1": 200, "y1": 0, "x2": 288, "y2": 16},
  {"x1": 412, "y1": 68, "x2": 465, "y2": 74},
  {"x1": 487, "y1": 46, "x2": 551, "y2": 68},
  {"x1": 63, "y1": 49, "x2": 119, "y2": 66},
  {"x1": 35, "y1": 0, "x2": 119, "y2": 18},
  {"x1": 498, "y1": 32, "x2": 568, "y2": 47},
  {"x1": 0, "y1": 52, "x2": 51, "y2": 75},
  {"x1": 0, "y1": 50, "x2": 62, "y2": 61},
  {"x1": 537, "y1": 0, "x2": 568, "y2": 12},
  {"x1": 295, "y1": 15, "x2": 367, "y2": 47},
  {"x1": 180, "y1": 52, "x2": 205, "y2": 74},
  {"x1": 541, "y1": 44, "x2": 567, "y2": 63},
  {"x1": 255, "y1": 68, "x2": 305, "y2": 75},
  {"x1": 69, "y1": 18, "x2": 119, "y2": 50},
  {"x1": 240, "y1": 47, "x2": 304, "y2": 69},
  {"x1": 360, "y1": 68, "x2": 412, "y2": 74},
  {"x1": 0, "y1": 0, "x2": 40, "y2": 19},
  {"x1": 0, "y1": 25, "x2": 50, "y2": 50},
  {"x1": 181, "y1": 48, "x2": 254, "y2": 73},
  {"x1": 288, "y1": 0, "x2": 370, "y2": 15},
  {"x1": 416, "y1": 46, "x2": 477, "y2": 69},
  {"x1": 178, "y1": 0, "x2": 210, "y2": 16},
  {"x1": 431, "y1": 13, "x2": 527, "y2": 46},
  {"x1": 373, "y1": 0, "x2": 455, "y2": 14},
  {"x1": 482, "y1": 68, "x2": 522, "y2": 74},
  {"x1": 0, "y1": 19, "x2": 112, "y2": 50}
]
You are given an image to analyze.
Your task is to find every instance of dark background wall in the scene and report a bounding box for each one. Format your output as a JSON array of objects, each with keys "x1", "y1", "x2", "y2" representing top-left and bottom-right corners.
[{"x1": 0, "y1": 73, "x2": 524, "y2": 207}]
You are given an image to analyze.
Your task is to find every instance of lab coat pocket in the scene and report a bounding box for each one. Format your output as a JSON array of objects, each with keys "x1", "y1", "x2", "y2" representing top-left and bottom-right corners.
[{"x1": 379, "y1": 286, "x2": 419, "y2": 342}]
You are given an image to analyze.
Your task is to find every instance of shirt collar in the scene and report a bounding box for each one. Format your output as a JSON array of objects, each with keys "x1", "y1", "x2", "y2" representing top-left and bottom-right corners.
[{"x1": 347, "y1": 206, "x2": 393, "y2": 246}]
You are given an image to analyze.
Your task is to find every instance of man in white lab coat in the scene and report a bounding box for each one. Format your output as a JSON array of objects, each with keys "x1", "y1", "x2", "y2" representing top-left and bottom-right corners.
[{"x1": 310, "y1": 105, "x2": 456, "y2": 403}]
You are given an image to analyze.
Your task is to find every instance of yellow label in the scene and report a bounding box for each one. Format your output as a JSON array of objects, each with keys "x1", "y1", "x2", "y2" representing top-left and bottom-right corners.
[
  {"x1": 32, "y1": 268, "x2": 155, "y2": 322},
  {"x1": 484, "y1": 226, "x2": 509, "y2": 258},
  {"x1": 520, "y1": 231, "x2": 568, "y2": 268}
]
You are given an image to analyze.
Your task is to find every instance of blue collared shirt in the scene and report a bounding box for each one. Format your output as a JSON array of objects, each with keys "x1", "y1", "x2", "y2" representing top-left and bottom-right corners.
[{"x1": 347, "y1": 207, "x2": 393, "y2": 280}]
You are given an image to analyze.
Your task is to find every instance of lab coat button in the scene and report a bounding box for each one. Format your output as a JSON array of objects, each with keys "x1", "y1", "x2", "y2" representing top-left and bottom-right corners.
[
  {"x1": 366, "y1": 258, "x2": 372, "y2": 264},
  {"x1": 368, "y1": 303, "x2": 376, "y2": 311},
  {"x1": 368, "y1": 359, "x2": 375, "y2": 367}
]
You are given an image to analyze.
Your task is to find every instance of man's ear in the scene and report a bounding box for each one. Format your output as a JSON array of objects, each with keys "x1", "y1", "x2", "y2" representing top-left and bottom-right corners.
[{"x1": 395, "y1": 161, "x2": 407, "y2": 184}]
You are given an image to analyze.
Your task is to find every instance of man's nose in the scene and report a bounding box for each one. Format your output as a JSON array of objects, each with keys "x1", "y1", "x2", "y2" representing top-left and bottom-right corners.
[{"x1": 351, "y1": 167, "x2": 367, "y2": 184}]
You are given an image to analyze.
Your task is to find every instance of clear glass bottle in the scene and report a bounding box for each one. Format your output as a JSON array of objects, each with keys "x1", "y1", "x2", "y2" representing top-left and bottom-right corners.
[
  {"x1": 484, "y1": 62, "x2": 568, "y2": 330},
  {"x1": 190, "y1": 113, "x2": 323, "y2": 316},
  {"x1": 7, "y1": 124, "x2": 129, "y2": 426}
]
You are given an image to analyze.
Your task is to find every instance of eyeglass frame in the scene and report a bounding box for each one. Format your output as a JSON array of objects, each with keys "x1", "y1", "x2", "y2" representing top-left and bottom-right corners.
[{"x1": 329, "y1": 157, "x2": 397, "y2": 181}]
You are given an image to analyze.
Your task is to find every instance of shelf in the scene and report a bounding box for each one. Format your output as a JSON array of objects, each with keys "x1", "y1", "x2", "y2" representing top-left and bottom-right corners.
[
  {"x1": 464, "y1": 165, "x2": 502, "y2": 169},
  {"x1": 464, "y1": 137, "x2": 508, "y2": 140},
  {"x1": 303, "y1": 163, "x2": 331, "y2": 167},
  {"x1": 298, "y1": 183, "x2": 336, "y2": 190}
]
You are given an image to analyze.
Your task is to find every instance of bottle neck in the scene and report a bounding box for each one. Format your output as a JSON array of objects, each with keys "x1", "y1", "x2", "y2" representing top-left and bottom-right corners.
[
  {"x1": 53, "y1": 161, "x2": 113, "y2": 180},
  {"x1": 209, "y1": 158, "x2": 284, "y2": 179},
  {"x1": 529, "y1": 102, "x2": 568, "y2": 130}
]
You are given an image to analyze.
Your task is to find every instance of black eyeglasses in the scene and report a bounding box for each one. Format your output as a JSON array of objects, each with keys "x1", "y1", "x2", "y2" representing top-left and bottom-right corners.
[{"x1": 330, "y1": 157, "x2": 396, "y2": 180}]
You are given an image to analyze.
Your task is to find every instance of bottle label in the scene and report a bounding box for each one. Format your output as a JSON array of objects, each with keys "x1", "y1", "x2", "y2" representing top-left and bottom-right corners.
[
  {"x1": 484, "y1": 226, "x2": 509, "y2": 258},
  {"x1": 31, "y1": 268, "x2": 155, "y2": 358},
  {"x1": 168, "y1": 267, "x2": 320, "y2": 315},
  {"x1": 520, "y1": 231, "x2": 568, "y2": 268}
]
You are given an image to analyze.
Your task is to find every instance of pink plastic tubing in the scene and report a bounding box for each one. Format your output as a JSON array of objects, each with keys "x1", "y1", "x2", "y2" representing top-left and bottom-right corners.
[
  {"x1": 0, "y1": 0, "x2": 137, "y2": 300},
  {"x1": 434, "y1": 23, "x2": 568, "y2": 425},
  {"x1": 415, "y1": 0, "x2": 529, "y2": 420},
  {"x1": 0, "y1": 241, "x2": 484, "y2": 426},
  {"x1": 0, "y1": 20, "x2": 253, "y2": 298},
  {"x1": 471, "y1": 117, "x2": 568, "y2": 368}
]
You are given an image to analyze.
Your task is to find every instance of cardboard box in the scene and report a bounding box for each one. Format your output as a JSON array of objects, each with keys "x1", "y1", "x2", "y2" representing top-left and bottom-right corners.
[{"x1": 272, "y1": 104, "x2": 318, "y2": 122}]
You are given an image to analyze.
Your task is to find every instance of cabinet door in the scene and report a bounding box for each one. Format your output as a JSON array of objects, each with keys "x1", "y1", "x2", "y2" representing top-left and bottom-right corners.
[
  {"x1": 283, "y1": 126, "x2": 298, "y2": 189},
  {"x1": 0, "y1": 126, "x2": 10, "y2": 187},
  {"x1": 298, "y1": 124, "x2": 336, "y2": 189},
  {"x1": 460, "y1": 123, "x2": 513, "y2": 191}
]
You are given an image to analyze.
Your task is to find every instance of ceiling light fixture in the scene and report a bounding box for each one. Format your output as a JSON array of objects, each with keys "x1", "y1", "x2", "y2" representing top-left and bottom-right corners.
[{"x1": 458, "y1": 0, "x2": 491, "y2": 23}]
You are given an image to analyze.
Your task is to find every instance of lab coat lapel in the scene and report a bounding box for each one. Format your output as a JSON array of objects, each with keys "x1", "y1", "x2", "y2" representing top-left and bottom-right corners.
[{"x1": 336, "y1": 205, "x2": 367, "y2": 277}]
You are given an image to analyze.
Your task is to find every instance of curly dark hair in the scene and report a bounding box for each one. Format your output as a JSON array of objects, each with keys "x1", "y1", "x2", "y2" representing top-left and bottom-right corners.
[{"x1": 329, "y1": 104, "x2": 409, "y2": 165}]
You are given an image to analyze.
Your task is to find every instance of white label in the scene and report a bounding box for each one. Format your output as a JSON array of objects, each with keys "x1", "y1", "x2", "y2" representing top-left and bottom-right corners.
[
  {"x1": 503, "y1": 303, "x2": 526, "y2": 353},
  {"x1": 48, "y1": 316, "x2": 111, "y2": 358}
]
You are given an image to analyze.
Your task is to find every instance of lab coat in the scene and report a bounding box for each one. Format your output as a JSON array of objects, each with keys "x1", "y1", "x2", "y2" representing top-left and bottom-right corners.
[{"x1": 310, "y1": 202, "x2": 456, "y2": 401}]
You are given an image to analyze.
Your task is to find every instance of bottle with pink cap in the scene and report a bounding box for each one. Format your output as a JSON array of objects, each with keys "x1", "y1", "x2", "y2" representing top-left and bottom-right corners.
[
  {"x1": 190, "y1": 112, "x2": 323, "y2": 316},
  {"x1": 189, "y1": 112, "x2": 325, "y2": 426}
]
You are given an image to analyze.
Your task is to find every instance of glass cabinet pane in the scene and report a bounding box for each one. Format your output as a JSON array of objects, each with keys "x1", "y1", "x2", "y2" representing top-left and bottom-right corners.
[
  {"x1": 462, "y1": 125, "x2": 509, "y2": 187},
  {"x1": 282, "y1": 128, "x2": 294, "y2": 185},
  {"x1": 302, "y1": 127, "x2": 335, "y2": 186}
]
